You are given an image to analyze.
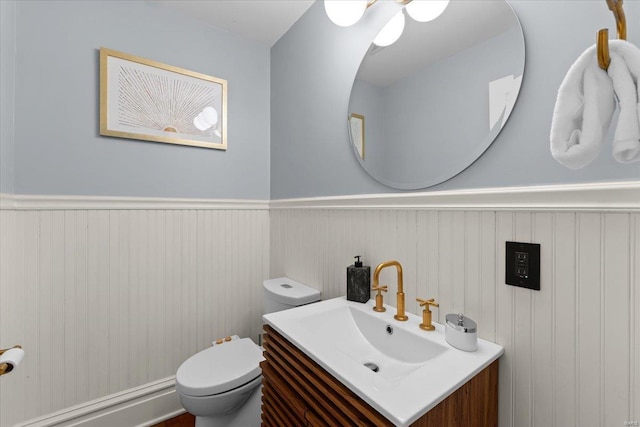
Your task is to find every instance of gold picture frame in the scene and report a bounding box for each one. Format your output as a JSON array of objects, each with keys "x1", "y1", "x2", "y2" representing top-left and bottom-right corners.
[
  {"x1": 349, "y1": 113, "x2": 365, "y2": 159},
  {"x1": 100, "y1": 47, "x2": 227, "y2": 150}
]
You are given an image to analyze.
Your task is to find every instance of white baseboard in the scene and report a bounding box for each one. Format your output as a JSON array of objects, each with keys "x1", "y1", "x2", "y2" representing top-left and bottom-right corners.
[{"x1": 15, "y1": 377, "x2": 184, "y2": 427}]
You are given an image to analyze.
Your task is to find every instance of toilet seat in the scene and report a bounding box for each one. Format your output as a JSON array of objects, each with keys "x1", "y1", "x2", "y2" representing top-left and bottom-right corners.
[{"x1": 176, "y1": 338, "x2": 264, "y2": 397}]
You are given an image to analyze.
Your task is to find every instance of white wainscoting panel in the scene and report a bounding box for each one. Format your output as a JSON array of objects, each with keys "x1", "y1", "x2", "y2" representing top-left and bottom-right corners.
[
  {"x1": 0, "y1": 203, "x2": 269, "y2": 426},
  {"x1": 1, "y1": 185, "x2": 638, "y2": 426},
  {"x1": 270, "y1": 208, "x2": 639, "y2": 427}
]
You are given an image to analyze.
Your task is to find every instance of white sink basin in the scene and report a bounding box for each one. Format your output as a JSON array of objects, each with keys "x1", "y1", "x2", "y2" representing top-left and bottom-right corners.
[
  {"x1": 298, "y1": 303, "x2": 447, "y2": 383},
  {"x1": 263, "y1": 296, "x2": 504, "y2": 426}
]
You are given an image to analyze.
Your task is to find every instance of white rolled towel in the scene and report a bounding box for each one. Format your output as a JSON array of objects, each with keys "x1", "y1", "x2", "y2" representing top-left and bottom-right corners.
[
  {"x1": 551, "y1": 40, "x2": 640, "y2": 168},
  {"x1": 550, "y1": 44, "x2": 616, "y2": 169},
  {"x1": 607, "y1": 40, "x2": 640, "y2": 164}
]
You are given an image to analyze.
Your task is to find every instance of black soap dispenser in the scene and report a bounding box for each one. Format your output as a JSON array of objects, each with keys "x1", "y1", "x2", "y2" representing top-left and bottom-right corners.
[{"x1": 347, "y1": 255, "x2": 371, "y2": 303}]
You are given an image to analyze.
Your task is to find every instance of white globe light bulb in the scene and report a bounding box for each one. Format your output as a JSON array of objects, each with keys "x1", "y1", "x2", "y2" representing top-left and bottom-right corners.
[
  {"x1": 193, "y1": 115, "x2": 209, "y2": 131},
  {"x1": 201, "y1": 106, "x2": 219, "y2": 127},
  {"x1": 405, "y1": 0, "x2": 450, "y2": 23},
  {"x1": 324, "y1": 0, "x2": 367, "y2": 27},
  {"x1": 373, "y1": 11, "x2": 405, "y2": 47}
]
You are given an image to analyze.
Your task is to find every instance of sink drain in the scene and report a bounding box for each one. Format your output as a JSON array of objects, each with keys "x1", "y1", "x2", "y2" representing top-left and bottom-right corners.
[{"x1": 364, "y1": 362, "x2": 379, "y2": 373}]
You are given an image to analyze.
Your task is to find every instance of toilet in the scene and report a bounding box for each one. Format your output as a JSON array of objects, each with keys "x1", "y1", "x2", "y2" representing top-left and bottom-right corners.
[{"x1": 175, "y1": 278, "x2": 321, "y2": 427}]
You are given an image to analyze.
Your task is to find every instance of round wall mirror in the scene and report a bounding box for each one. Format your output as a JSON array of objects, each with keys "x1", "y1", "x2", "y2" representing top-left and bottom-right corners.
[{"x1": 348, "y1": 0, "x2": 525, "y2": 189}]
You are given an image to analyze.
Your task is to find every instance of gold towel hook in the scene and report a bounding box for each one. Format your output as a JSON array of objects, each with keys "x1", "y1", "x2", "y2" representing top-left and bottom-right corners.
[{"x1": 597, "y1": 0, "x2": 627, "y2": 70}]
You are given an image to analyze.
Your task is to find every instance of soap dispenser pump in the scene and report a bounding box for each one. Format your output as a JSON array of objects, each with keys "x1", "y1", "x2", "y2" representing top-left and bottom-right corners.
[{"x1": 347, "y1": 256, "x2": 371, "y2": 303}]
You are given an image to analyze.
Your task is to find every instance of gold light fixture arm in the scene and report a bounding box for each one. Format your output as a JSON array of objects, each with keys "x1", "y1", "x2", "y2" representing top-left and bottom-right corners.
[
  {"x1": 0, "y1": 345, "x2": 22, "y2": 376},
  {"x1": 597, "y1": 0, "x2": 627, "y2": 70},
  {"x1": 369, "y1": 0, "x2": 412, "y2": 8}
]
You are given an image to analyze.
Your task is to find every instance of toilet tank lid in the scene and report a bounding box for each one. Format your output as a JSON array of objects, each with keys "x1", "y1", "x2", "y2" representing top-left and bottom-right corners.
[{"x1": 263, "y1": 277, "x2": 321, "y2": 306}]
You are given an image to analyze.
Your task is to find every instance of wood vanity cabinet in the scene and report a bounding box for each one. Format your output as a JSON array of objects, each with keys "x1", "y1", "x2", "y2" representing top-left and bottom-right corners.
[{"x1": 260, "y1": 325, "x2": 498, "y2": 427}]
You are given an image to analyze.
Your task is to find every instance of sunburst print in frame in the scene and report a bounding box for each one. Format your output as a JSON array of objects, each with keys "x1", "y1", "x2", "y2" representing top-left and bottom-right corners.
[{"x1": 99, "y1": 47, "x2": 227, "y2": 150}]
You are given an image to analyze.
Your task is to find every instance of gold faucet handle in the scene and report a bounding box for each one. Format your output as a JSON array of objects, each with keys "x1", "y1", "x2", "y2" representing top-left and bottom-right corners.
[
  {"x1": 417, "y1": 298, "x2": 438, "y2": 331},
  {"x1": 372, "y1": 285, "x2": 387, "y2": 312},
  {"x1": 416, "y1": 298, "x2": 439, "y2": 309},
  {"x1": 372, "y1": 285, "x2": 388, "y2": 293}
]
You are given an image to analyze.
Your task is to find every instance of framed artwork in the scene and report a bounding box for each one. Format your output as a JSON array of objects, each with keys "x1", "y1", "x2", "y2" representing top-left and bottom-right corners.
[
  {"x1": 100, "y1": 47, "x2": 227, "y2": 150},
  {"x1": 349, "y1": 113, "x2": 365, "y2": 159}
]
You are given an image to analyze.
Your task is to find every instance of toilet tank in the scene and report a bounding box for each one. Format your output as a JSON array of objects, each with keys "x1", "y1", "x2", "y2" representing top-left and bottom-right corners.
[{"x1": 263, "y1": 277, "x2": 321, "y2": 314}]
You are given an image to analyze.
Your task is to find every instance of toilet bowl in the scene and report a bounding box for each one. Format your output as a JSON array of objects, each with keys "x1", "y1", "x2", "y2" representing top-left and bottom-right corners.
[{"x1": 175, "y1": 278, "x2": 321, "y2": 427}]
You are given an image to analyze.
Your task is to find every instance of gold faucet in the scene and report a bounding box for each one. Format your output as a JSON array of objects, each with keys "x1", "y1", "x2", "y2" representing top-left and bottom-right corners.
[
  {"x1": 373, "y1": 260, "x2": 408, "y2": 321},
  {"x1": 416, "y1": 298, "x2": 439, "y2": 331}
]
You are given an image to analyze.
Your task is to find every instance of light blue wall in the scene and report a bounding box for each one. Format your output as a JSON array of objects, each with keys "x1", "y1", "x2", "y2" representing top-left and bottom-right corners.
[
  {"x1": 8, "y1": 0, "x2": 270, "y2": 199},
  {"x1": 5, "y1": 1, "x2": 639, "y2": 200},
  {"x1": 271, "y1": 0, "x2": 640, "y2": 199},
  {"x1": 1, "y1": 0, "x2": 16, "y2": 194}
]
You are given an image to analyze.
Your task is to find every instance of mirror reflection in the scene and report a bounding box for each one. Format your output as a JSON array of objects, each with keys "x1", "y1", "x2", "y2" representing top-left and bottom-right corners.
[{"x1": 348, "y1": 0, "x2": 525, "y2": 189}]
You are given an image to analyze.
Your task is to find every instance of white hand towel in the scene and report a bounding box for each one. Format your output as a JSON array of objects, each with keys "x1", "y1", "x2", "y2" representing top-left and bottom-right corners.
[
  {"x1": 607, "y1": 40, "x2": 640, "y2": 164},
  {"x1": 550, "y1": 44, "x2": 616, "y2": 169}
]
